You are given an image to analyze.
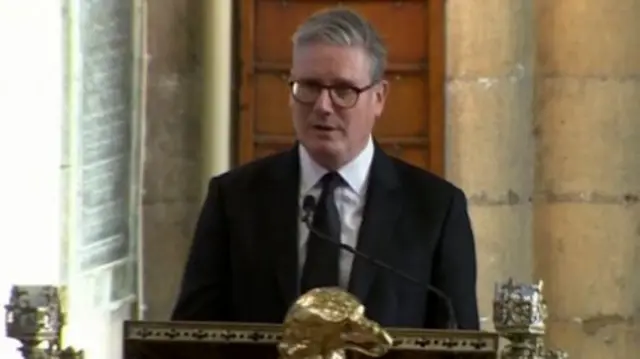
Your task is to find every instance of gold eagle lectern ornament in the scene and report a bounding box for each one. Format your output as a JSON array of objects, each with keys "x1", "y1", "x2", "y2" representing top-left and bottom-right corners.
[{"x1": 278, "y1": 287, "x2": 393, "y2": 359}]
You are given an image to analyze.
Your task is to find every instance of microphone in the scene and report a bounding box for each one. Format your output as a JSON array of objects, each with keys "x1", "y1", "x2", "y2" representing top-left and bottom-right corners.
[{"x1": 302, "y1": 195, "x2": 458, "y2": 330}]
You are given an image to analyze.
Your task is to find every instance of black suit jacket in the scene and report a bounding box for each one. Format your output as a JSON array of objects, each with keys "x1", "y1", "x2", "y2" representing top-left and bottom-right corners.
[{"x1": 172, "y1": 145, "x2": 479, "y2": 329}]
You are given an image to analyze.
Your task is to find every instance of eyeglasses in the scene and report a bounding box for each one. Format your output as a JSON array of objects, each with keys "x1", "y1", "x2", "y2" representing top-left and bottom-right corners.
[{"x1": 289, "y1": 80, "x2": 377, "y2": 109}]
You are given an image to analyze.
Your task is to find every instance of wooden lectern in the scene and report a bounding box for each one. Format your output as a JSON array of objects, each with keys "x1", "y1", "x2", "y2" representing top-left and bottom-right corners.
[
  {"x1": 123, "y1": 321, "x2": 499, "y2": 359},
  {"x1": 4, "y1": 280, "x2": 568, "y2": 359},
  {"x1": 122, "y1": 280, "x2": 569, "y2": 359}
]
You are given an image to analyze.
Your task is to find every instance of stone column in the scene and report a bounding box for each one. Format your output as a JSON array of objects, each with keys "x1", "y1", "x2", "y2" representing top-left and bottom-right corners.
[
  {"x1": 533, "y1": 0, "x2": 640, "y2": 357},
  {"x1": 445, "y1": 0, "x2": 536, "y2": 328},
  {"x1": 141, "y1": 0, "x2": 204, "y2": 319},
  {"x1": 201, "y1": 0, "x2": 232, "y2": 190}
]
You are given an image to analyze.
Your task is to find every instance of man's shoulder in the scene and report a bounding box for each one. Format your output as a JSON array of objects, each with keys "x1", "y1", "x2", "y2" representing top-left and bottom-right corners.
[
  {"x1": 388, "y1": 156, "x2": 465, "y2": 199},
  {"x1": 211, "y1": 150, "x2": 293, "y2": 189}
]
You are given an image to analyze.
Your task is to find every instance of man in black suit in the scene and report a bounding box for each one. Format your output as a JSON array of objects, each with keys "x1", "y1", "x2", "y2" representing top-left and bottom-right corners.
[{"x1": 172, "y1": 8, "x2": 479, "y2": 329}]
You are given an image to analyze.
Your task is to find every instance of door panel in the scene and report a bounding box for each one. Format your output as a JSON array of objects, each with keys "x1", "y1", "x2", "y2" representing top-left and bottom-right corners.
[
  {"x1": 254, "y1": 142, "x2": 295, "y2": 160},
  {"x1": 374, "y1": 74, "x2": 429, "y2": 137},
  {"x1": 380, "y1": 144, "x2": 430, "y2": 169},
  {"x1": 254, "y1": 73, "x2": 292, "y2": 134},
  {"x1": 254, "y1": 1, "x2": 428, "y2": 64},
  {"x1": 237, "y1": 0, "x2": 445, "y2": 174}
]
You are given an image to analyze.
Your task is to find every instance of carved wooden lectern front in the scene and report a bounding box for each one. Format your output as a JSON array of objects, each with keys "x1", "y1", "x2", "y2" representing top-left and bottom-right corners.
[
  {"x1": 123, "y1": 321, "x2": 498, "y2": 359},
  {"x1": 121, "y1": 280, "x2": 567, "y2": 359}
]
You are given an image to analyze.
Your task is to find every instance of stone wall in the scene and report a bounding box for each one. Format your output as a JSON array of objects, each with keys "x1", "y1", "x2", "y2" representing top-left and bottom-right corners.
[
  {"x1": 446, "y1": 0, "x2": 640, "y2": 357},
  {"x1": 532, "y1": 0, "x2": 640, "y2": 356},
  {"x1": 445, "y1": 0, "x2": 536, "y2": 327}
]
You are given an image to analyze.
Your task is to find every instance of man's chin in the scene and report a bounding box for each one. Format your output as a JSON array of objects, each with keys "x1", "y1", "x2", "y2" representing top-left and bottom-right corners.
[{"x1": 308, "y1": 140, "x2": 342, "y2": 154}]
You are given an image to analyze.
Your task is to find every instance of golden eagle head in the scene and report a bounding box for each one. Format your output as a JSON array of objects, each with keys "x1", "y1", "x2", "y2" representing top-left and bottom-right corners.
[{"x1": 278, "y1": 287, "x2": 393, "y2": 359}]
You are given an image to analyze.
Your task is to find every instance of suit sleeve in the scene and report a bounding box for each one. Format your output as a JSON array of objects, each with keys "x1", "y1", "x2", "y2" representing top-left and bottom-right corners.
[
  {"x1": 426, "y1": 188, "x2": 480, "y2": 329},
  {"x1": 171, "y1": 177, "x2": 231, "y2": 321}
]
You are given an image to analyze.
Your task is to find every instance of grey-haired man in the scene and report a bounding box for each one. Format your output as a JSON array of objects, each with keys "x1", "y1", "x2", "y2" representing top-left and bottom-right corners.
[{"x1": 173, "y1": 7, "x2": 479, "y2": 330}]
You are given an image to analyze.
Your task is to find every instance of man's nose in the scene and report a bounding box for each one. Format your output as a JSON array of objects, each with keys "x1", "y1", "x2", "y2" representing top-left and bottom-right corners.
[{"x1": 312, "y1": 89, "x2": 334, "y2": 113}]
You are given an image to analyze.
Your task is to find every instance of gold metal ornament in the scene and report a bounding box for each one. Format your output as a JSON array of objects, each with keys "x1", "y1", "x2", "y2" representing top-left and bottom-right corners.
[
  {"x1": 493, "y1": 279, "x2": 568, "y2": 359},
  {"x1": 278, "y1": 287, "x2": 393, "y2": 359},
  {"x1": 4, "y1": 285, "x2": 84, "y2": 359}
]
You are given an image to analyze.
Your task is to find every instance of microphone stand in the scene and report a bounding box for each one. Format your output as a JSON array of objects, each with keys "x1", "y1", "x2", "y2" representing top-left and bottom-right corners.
[{"x1": 301, "y1": 198, "x2": 458, "y2": 330}]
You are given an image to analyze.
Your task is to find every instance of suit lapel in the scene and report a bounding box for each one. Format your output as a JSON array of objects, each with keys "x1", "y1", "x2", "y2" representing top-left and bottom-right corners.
[
  {"x1": 348, "y1": 146, "x2": 403, "y2": 302},
  {"x1": 259, "y1": 146, "x2": 301, "y2": 308}
]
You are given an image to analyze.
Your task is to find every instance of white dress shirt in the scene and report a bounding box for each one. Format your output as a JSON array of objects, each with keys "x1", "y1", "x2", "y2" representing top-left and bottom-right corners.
[{"x1": 298, "y1": 137, "x2": 375, "y2": 289}]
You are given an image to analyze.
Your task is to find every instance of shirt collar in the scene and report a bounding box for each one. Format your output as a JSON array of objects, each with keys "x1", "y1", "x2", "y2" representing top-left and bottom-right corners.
[{"x1": 299, "y1": 136, "x2": 374, "y2": 197}]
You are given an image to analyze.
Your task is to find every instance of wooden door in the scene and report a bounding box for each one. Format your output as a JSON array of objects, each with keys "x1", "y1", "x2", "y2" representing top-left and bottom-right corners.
[{"x1": 236, "y1": 0, "x2": 445, "y2": 175}]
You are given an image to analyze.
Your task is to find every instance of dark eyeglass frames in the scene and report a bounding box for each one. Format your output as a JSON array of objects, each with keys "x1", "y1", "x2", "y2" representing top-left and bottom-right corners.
[{"x1": 288, "y1": 80, "x2": 377, "y2": 109}]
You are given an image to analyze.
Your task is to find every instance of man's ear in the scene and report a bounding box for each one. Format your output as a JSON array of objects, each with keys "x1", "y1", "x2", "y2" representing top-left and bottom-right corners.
[
  {"x1": 373, "y1": 79, "x2": 389, "y2": 118},
  {"x1": 288, "y1": 74, "x2": 294, "y2": 107},
  {"x1": 376, "y1": 79, "x2": 390, "y2": 103}
]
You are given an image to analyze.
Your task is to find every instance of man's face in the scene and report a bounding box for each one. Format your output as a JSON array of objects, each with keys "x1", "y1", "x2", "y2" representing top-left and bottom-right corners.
[{"x1": 290, "y1": 44, "x2": 388, "y2": 169}]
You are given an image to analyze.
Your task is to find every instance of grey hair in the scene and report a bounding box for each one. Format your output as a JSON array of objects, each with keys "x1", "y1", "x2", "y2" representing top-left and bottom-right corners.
[{"x1": 292, "y1": 7, "x2": 387, "y2": 82}]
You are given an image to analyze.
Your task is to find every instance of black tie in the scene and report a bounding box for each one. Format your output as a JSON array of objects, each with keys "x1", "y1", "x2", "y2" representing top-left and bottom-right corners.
[{"x1": 300, "y1": 172, "x2": 342, "y2": 293}]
